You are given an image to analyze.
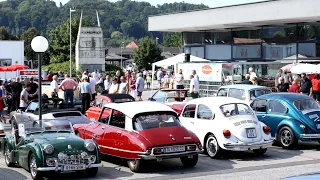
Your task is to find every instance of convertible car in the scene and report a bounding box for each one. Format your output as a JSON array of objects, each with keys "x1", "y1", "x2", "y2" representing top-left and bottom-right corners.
[
  {"x1": 86, "y1": 94, "x2": 135, "y2": 120},
  {"x1": 148, "y1": 89, "x2": 189, "y2": 103},
  {"x1": 251, "y1": 93, "x2": 320, "y2": 148},
  {"x1": 2, "y1": 119, "x2": 102, "y2": 180},
  {"x1": 74, "y1": 101, "x2": 202, "y2": 172},
  {"x1": 169, "y1": 97, "x2": 273, "y2": 158}
]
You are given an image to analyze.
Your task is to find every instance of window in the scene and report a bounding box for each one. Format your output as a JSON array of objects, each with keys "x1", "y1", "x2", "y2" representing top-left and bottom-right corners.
[
  {"x1": 220, "y1": 103, "x2": 253, "y2": 117},
  {"x1": 197, "y1": 105, "x2": 214, "y2": 120},
  {"x1": 26, "y1": 102, "x2": 39, "y2": 113},
  {"x1": 109, "y1": 110, "x2": 126, "y2": 129},
  {"x1": 133, "y1": 112, "x2": 181, "y2": 131},
  {"x1": 182, "y1": 104, "x2": 196, "y2": 118},
  {"x1": 151, "y1": 91, "x2": 167, "y2": 103},
  {"x1": 217, "y1": 88, "x2": 228, "y2": 96},
  {"x1": 268, "y1": 100, "x2": 287, "y2": 114},
  {"x1": 251, "y1": 100, "x2": 267, "y2": 112},
  {"x1": 294, "y1": 99, "x2": 320, "y2": 111},
  {"x1": 98, "y1": 108, "x2": 111, "y2": 124},
  {"x1": 250, "y1": 89, "x2": 272, "y2": 100},
  {"x1": 228, "y1": 88, "x2": 246, "y2": 100}
]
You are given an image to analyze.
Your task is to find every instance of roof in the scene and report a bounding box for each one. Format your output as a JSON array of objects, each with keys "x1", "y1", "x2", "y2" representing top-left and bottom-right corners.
[
  {"x1": 107, "y1": 48, "x2": 134, "y2": 55},
  {"x1": 103, "y1": 101, "x2": 175, "y2": 118},
  {"x1": 100, "y1": 94, "x2": 135, "y2": 102},
  {"x1": 187, "y1": 97, "x2": 245, "y2": 107},
  {"x1": 220, "y1": 84, "x2": 271, "y2": 91},
  {"x1": 257, "y1": 93, "x2": 313, "y2": 102},
  {"x1": 105, "y1": 53, "x2": 127, "y2": 60},
  {"x1": 125, "y1": 41, "x2": 139, "y2": 49}
]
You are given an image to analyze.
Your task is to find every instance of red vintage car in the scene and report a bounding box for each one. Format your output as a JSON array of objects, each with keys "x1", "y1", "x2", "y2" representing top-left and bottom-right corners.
[
  {"x1": 86, "y1": 94, "x2": 135, "y2": 120},
  {"x1": 74, "y1": 101, "x2": 202, "y2": 172}
]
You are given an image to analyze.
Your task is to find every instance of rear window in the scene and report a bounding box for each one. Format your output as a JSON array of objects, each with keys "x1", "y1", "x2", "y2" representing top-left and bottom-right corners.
[
  {"x1": 294, "y1": 99, "x2": 320, "y2": 111},
  {"x1": 52, "y1": 112, "x2": 82, "y2": 118},
  {"x1": 228, "y1": 88, "x2": 246, "y2": 100},
  {"x1": 133, "y1": 111, "x2": 181, "y2": 130}
]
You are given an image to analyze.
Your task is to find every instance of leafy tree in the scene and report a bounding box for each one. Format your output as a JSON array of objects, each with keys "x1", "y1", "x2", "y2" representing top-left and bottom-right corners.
[
  {"x1": 273, "y1": 31, "x2": 285, "y2": 38},
  {"x1": 0, "y1": 26, "x2": 13, "y2": 40},
  {"x1": 20, "y1": 27, "x2": 39, "y2": 62},
  {"x1": 133, "y1": 37, "x2": 162, "y2": 70},
  {"x1": 43, "y1": 61, "x2": 82, "y2": 77},
  {"x1": 163, "y1": 32, "x2": 182, "y2": 48}
]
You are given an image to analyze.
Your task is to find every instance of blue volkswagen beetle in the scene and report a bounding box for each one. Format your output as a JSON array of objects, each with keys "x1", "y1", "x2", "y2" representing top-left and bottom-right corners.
[{"x1": 250, "y1": 93, "x2": 320, "y2": 149}]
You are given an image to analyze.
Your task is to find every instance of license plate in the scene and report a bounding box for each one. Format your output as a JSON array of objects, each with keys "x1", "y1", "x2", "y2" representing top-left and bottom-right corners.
[
  {"x1": 246, "y1": 128, "x2": 257, "y2": 138},
  {"x1": 164, "y1": 145, "x2": 185, "y2": 153},
  {"x1": 317, "y1": 124, "x2": 320, "y2": 129},
  {"x1": 61, "y1": 164, "x2": 86, "y2": 171}
]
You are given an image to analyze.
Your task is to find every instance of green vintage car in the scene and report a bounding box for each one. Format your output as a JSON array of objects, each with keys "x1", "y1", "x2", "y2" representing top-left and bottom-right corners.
[{"x1": 2, "y1": 119, "x2": 102, "y2": 180}]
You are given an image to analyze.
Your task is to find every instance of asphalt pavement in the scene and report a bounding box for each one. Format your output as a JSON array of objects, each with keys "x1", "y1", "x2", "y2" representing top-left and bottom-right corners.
[{"x1": 0, "y1": 83, "x2": 320, "y2": 180}]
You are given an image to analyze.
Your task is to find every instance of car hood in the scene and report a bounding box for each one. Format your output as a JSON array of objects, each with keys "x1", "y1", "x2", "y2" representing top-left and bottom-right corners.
[
  {"x1": 301, "y1": 110, "x2": 320, "y2": 132},
  {"x1": 30, "y1": 133, "x2": 86, "y2": 152},
  {"x1": 138, "y1": 126, "x2": 196, "y2": 147}
]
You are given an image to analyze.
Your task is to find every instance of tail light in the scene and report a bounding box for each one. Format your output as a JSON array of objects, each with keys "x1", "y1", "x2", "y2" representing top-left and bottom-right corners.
[
  {"x1": 223, "y1": 130, "x2": 231, "y2": 137},
  {"x1": 154, "y1": 148, "x2": 164, "y2": 154},
  {"x1": 263, "y1": 126, "x2": 271, "y2": 134},
  {"x1": 186, "y1": 145, "x2": 196, "y2": 151}
]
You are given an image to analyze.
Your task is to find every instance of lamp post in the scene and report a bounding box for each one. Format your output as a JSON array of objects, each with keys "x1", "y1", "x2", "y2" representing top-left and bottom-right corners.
[
  {"x1": 70, "y1": 8, "x2": 76, "y2": 77},
  {"x1": 120, "y1": 42, "x2": 124, "y2": 69},
  {"x1": 31, "y1": 36, "x2": 49, "y2": 124}
]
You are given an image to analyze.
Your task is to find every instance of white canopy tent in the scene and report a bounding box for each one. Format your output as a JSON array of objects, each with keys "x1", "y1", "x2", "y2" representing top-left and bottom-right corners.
[{"x1": 151, "y1": 53, "x2": 210, "y2": 90}]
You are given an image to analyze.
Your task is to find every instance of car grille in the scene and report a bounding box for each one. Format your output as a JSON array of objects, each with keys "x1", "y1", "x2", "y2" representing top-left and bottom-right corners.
[{"x1": 58, "y1": 153, "x2": 89, "y2": 165}]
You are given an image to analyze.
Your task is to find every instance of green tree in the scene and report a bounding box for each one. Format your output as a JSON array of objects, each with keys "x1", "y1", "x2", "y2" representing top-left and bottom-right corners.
[
  {"x1": 20, "y1": 27, "x2": 39, "y2": 62},
  {"x1": 0, "y1": 26, "x2": 13, "y2": 40},
  {"x1": 133, "y1": 37, "x2": 162, "y2": 70},
  {"x1": 273, "y1": 31, "x2": 285, "y2": 38},
  {"x1": 163, "y1": 32, "x2": 182, "y2": 48}
]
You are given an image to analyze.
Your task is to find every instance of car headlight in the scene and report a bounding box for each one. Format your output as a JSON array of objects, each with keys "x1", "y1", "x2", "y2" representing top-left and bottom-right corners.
[
  {"x1": 85, "y1": 142, "x2": 96, "y2": 152},
  {"x1": 43, "y1": 144, "x2": 54, "y2": 154}
]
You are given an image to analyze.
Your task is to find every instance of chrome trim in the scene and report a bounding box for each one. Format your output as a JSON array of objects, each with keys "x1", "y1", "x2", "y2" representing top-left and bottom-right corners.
[
  {"x1": 139, "y1": 150, "x2": 201, "y2": 160},
  {"x1": 300, "y1": 134, "x2": 320, "y2": 138},
  {"x1": 223, "y1": 139, "x2": 274, "y2": 149},
  {"x1": 99, "y1": 145, "x2": 149, "y2": 154},
  {"x1": 37, "y1": 163, "x2": 102, "y2": 171}
]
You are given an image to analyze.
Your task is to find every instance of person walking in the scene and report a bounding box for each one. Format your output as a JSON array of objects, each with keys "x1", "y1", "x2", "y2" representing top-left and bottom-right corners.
[
  {"x1": 50, "y1": 75, "x2": 59, "y2": 108},
  {"x1": 11, "y1": 77, "x2": 22, "y2": 111},
  {"x1": 104, "y1": 75, "x2": 112, "y2": 94},
  {"x1": 136, "y1": 73, "x2": 144, "y2": 101},
  {"x1": 146, "y1": 74, "x2": 151, "y2": 89},
  {"x1": 288, "y1": 77, "x2": 301, "y2": 93},
  {"x1": 189, "y1": 75, "x2": 199, "y2": 99},
  {"x1": 28, "y1": 77, "x2": 39, "y2": 101},
  {"x1": 311, "y1": 74, "x2": 320, "y2": 102},
  {"x1": 118, "y1": 76, "x2": 129, "y2": 94},
  {"x1": 175, "y1": 69, "x2": 184, "y2": 89},
  {"x1": 129, "y1": 73, "x2": 137, "y2": 98},
  {"x1": 300, "y1": 73, "x2": 312, "y2": 96},
  {"x1": 20, "y1": 83, "x2": 31, "y2": 110},
  {"x1": 59, "y1": 74, "x2": 78, "y2": 108},
  {"x1": 89, "y1": 75, "x2": 97, "y2": 100},
  {"x1": 277, "y1": 77, "x2": 289, "y2": 92},
  {"x1": 78, "y1": 76, "x2": 92, "y2": 114},
  {"x1": 109, "y1": 78, "x2": 119, "y2": 94}
]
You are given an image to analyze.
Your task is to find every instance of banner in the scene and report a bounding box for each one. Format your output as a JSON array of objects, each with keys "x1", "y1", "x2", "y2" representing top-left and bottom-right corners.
[{"x1": 177, "y1": 63, "x2": 222, "y2": 82}]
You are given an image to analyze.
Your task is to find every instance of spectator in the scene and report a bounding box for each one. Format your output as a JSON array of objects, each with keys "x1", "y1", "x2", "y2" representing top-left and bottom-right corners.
[
  {"x1": 252, "y1": 77, "x2": 259, "y2": 85},
  {"x1": 4, "y1": 80, "x2": 12, "y2": 115},
  {"x1": 115, "y1": 70, "x2": 121, "y2": 84},
  {"x1": 20, "y1": 83, "x2": 31, "y2": 110},
  {"x1": 91, "y1": 69, "x2": 99, "y2": 82},
  {"x1": 109, "y1": 78, "x2": 119, "y2": 94},
  {"x1": 146, "y1": 74, "x2": 151, "y2": 89},
  {"x1": 46, "y1": 71, "x2": 53, "y2": 81},
  {"x1": 58, "y1": 71, "x2": 64, "y2": 78},
  {"x1": 284, "y1": 71, "x2": 293, "y2": 85},
  {"x1": 89, "y1": 75, "x2": 97, "y2": 100},
  {"x1": 311, "y1": 74, "x2": 320, "y2": 102},
  {"x1": 288, "y1": 77, "x2": 300, "y2": 93},
  {"x1": 59, "y1": 74, "x2": 78, "y2": 108},
  {"x1": 277, "y1": 77, "x2": 289, "y2": 92},
  {"x1": 175, "y1": 69, "x2": 184, "y2": 89},
  {"x1": 143, "y1": 70, "x2": 147, "y2": 80},
  {"x1": 170, "y1": 72, "x2": 175, "y2": 89},
  {"x1": 97, "y1": 73, "x2": 104, "y2": 93},
  {"x1": 104, "y1": 75, "x2": 112, "y2": 94},
  {"x1": 125, "y1": 70, "x2": 131, "y2": 82},
  {"x1": 249, "y1": 67, "x2": 257, "y2": 82},
  {"x1": 189, "y1": 75, "x2": 199, "y2": 99},
  {"x1": 157, "y1": 69, "x2": 162, "y2": 88},
  {"x1": 50, "y1": 75, "x2": 59, "y2": 108},
  {"x1": 275, "y1": 69, "x2": 283, "y2": 87},
  {"x1": 192, "y1": 70, "x2": 199, "y2": 83},
  {"x1": 129, "y1": 72, "x2": 137, "y2": 98},
  {"x1": 78, "y1": 76, "x2": 92, "y2": 114},
  {"x1": 136, "y1": 73, "x2": 145, "y2": 101},
  {"x1": 11, "y1": 77, "x2": 22, "y2": 111},
  {"x1": 118, "y1": 76, "x2": 129, "y2": 94},
  {"x1": 242, "y1": 74, "x2": 253, "y2": 84},
  {"x1": 28, "y1": 77, "x2": 39, "y2": 101},
  {"x1": 300, "y1": 73, "x2": 312, "y2": 96},
  {"x1": 163, "y1": 73, "x2": 170, "y2": 89},
  {"x1": 0, "y1": 81, "x2": 7, "y2": 123}
]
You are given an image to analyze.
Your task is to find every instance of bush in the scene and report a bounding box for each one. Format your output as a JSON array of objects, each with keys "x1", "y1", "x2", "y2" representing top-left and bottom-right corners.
[
  {"x1": 43, "y1": 61, "x2": 82, "y2": 77},
  {"x1": 105, "y1": 64, "x2": 124, "y2": 77}
]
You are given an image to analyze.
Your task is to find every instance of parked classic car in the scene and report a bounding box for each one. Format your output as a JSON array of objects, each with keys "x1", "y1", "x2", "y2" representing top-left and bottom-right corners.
[
  {"x1": 217, "y1": 84, "x2": 272, "y2": 104},
  {"x1": 169, "y1": 97, "x2": 273, "y2": 158},
  {"x1": 251, "y1": 93, "x2": 320, "y2": 148},
  {"x1": 86, "y1": 94, "x2": 135, "y2": 120},
  {"x1": 2, "y1": 119, "x2": 102, "y2": 180},
  {"x1": 148, "y1": 89, "x2": 189, "y2": 103},
  {"x1": 74, "y1": 101, "x2": 202, "y2": 172}
]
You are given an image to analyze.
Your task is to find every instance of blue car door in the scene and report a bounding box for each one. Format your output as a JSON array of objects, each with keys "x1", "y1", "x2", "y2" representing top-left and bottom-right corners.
[
  {"x1": 251, "y1": 99, "x2": 268, "y2": 124},
  {"x1": 265, "y1": 100, "x2": 288, "y2": 136}
]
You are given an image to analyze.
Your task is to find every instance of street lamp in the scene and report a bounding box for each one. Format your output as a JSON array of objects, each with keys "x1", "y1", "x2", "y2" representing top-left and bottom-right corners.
[
  {"x1": 70, "y1": 8, "x2": 76, "y2": 77},
  {"x1": 120, "y1": 42, "x2": 124, "y2": 69},
  {"x1": 31, "y1": 36, "x2": 49, "y2": 123}
]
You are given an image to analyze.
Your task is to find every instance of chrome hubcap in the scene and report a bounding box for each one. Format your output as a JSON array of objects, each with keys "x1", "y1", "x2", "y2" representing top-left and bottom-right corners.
[
  {"x1": 30, "y1": 155, "x2": 37, "y2": 177},
  {"x1": 281, "y1": 130, "x2": 291, "y2": 146},
  {"x1": 206, "y1": 137, "x2": 218, "y2": 157},
  {"x1": 4, "y1": 145, "x2": 10, "y2": 165}
]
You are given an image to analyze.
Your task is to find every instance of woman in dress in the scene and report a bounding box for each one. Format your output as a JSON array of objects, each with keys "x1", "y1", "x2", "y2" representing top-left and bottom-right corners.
[
  {"x1": 118, "y1": 76, "x2": 129, "y2": 94},
  {"x1": 108, "y1": 77, "x2": 119, "y2": 94},
  {"x1": 129, "y1": 72, "x2": 137, "y2": 98}
]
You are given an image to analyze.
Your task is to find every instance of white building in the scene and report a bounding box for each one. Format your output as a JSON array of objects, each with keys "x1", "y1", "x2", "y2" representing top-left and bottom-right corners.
[{"x1": 0, "y1": 41, "x2": 24, "y2": 79}]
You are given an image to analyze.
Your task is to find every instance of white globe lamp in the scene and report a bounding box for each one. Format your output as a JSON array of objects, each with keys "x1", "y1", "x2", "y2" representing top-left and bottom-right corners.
[{"x1": 31, "y1": 36, "x2": 49, "y2": 52}]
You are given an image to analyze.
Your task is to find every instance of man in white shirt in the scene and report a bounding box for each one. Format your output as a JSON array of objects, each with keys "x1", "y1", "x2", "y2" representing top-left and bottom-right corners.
[
  {"x1": 91, "y1": 69, "x2": 99, "y2": 82},
  {"x1": 136, "y1": 73, "x2": 145, "y2": 101},
  {"x1": 192, "y1": 70, "x2": 199, "y2": 83},
  {"x1": 189, "y1": 75, "x2": 199, "y2": 99},
  {"x1": 175, "y1": 69, "x2": 184, "y2": 89},
  {"x1": 143, "y1": 70, "x2": 147, "y2": 80},
  {"x1": 20, "y1": 84, "x2": 31, "y2": 109},
  {"x1": 50, "y1": 75, "x2": 59, "y2": 108},
  {"x1": 89, "y1": 76, "x2": 97, "y2": 100},
  {"x1": 104, "y1": 75, "x2": 112, "y2": 94},
  {"x1": 249, "y1": 67, "x2": 257, "y2": 81},
  {"x1": 156, "y1": 69, "x2": 162, "y2": 88}
]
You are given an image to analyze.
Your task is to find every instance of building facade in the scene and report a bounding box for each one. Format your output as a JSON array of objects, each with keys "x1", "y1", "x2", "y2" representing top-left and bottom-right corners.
[{"x1": 0, "y1": 40, "x2": 24, "y2": 79}]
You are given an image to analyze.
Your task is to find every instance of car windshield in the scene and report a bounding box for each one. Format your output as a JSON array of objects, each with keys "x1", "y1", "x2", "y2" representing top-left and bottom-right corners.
[
  {"x1": 250, "y1": 89, "x2": 272, "y2": 100},
  {"x1": 228, "y1": 89, "x2": 246, "y2": 100},
  {"x1": 220, "y1": 103, "x2": 254, "y2": 117},
  {"x1": 133, "y1": 111, "x2": 181, "y2": 130},
  {"x1": 293, "y1": 99, "x2": 320, "y2": 111},
  {"x1": 22, "y1": 119, "x2": 73, "y2": 135}
]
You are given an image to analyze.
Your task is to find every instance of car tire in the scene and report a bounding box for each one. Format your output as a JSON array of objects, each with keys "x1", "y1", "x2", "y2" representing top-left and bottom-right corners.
[
  {"x1": 127, "y1": 159, "x2": 143, "y2": 173},
  {"x1": 278, "y1": 126, "x2": 297, "y2": 149},
  {"x1": 4, "y1": 143, "x2": 14, "y2": 167},
  {"x1": 85, "y1": 167, "x2": 98, "y2": 177},
  {"x1": 253, "y1": 148, "x2": 267, "y2": 156},
  {"x1": 205, "y1": 135, "x2": 224, "y2": 159},
  {"x1": 29, "y1": 153, "x2": 44, "y2": 180},
  {"x1": 180, "y1": 154, "x2": 198, "y2": 168}
]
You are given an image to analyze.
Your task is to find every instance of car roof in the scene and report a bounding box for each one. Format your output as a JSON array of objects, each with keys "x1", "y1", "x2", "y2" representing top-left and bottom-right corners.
[
  {"x1": 219, "y1": 84, "x2": 271, "y2": 91},
  {"x1": 103, "y1": 101, "x2": 176, "y2": 118},
  {"x1": 187, "y1": 97, "x2": 246, "y2": 107},
  {"x1": 99, "y1": 94, "x2": 135, "y2": 102},
  {"x1": 257, "y1": 93, "x2": 313, "y2": 102}
]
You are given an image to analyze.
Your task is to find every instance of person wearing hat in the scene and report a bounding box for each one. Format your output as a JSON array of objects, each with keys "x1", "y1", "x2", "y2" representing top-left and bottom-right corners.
[{"x1": 78, "y1": 76, "x2": 92, "y2": 114}]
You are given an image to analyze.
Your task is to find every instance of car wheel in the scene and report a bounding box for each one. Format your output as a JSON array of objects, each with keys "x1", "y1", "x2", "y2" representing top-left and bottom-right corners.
[
  {"x1": 4, "y1": 143, "x2": 14, "y2": 167},
  {"x1": 180, "y1": 154, "x2": 198, "y2": 168},
  {"x1": 85, "y1": 167, "x2": 98, "y2": 177},
  {"x1": 253, "y1": 148, "x2": 267, "y2": 156},
  {"x1": 278, "y1": 126, "x2": 297, "y2": 149},
  {"x1": 127, "y1": 159, "x2": 143, "y2": 173},
  {"x1": 29, "y1": 153, "x2": 43, "y2": 180},
  {"x1": 205, "y1": 135, "x2": 224, "y2": 158}
]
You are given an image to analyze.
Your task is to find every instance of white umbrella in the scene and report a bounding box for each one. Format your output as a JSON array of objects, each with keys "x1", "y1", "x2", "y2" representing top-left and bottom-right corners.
[{"x1": 290, "y1": 63, "x2": 319, "y2": 74}]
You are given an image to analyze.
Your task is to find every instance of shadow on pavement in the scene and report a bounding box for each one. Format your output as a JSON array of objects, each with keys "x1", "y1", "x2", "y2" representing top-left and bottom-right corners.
[{"x1": 0, "y1": 168, "x2": 28, "y2": 180}]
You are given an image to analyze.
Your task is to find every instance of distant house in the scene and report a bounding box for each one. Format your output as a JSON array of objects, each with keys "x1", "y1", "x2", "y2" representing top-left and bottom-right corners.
[{"x1": 125, "y1": 41, "x2": 139, "y2": 49}]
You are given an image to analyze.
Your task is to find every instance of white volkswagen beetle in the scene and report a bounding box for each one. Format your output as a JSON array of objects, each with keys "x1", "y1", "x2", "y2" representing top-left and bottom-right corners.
[{"x1": 175, "y1": 97, "x2": 273, "y2": 158}]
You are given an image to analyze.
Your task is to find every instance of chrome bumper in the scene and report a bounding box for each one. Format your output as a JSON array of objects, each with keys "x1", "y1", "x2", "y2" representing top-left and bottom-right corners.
[
  {"x1": 223, "y1": 140, "x2": 274, "y2": 150},
  {"x1": 300, "y1": 134, "x2": 320, "y2": 139},
  {"x1": 139, "y1": 150, "x2": 202, "y2": 160},
  {"x1": 37, "y1": 163, "x2": 102, "y2": 172}
]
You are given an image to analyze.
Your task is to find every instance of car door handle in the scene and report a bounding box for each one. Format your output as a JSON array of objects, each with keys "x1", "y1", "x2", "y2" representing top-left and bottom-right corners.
[
  {"x1": 261, "y1": 115, "x2": 266, "y2": 118},
  {"x1": 116, "y1": 131, "x2": 122, "y2": 134},
  {"x1": 101, "y1": 126, "x2": 105, "y2": 129}
]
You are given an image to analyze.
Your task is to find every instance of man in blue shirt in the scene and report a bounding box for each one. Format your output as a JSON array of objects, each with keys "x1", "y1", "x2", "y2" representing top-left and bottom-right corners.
[{"x1": 78, "y1": 76, "x2": 92, "y2": 114}]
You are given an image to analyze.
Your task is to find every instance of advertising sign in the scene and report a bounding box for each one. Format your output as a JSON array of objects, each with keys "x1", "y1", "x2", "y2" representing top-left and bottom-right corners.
[
  {"x1": 19, "y1": 69, "x2": 45, "y2": 78},
  {"x1": 177, "y1": 63, "x2": 222, "y2": 82}
]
